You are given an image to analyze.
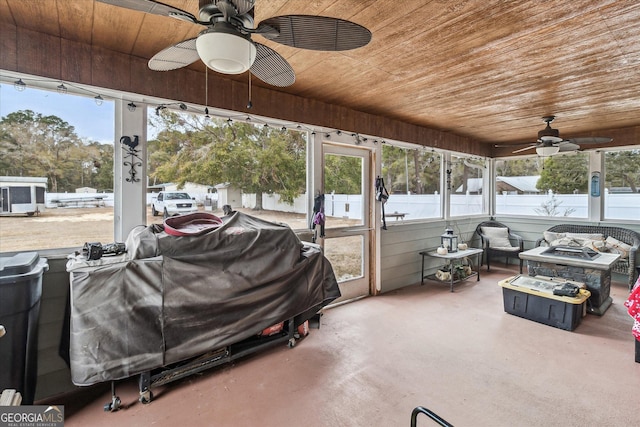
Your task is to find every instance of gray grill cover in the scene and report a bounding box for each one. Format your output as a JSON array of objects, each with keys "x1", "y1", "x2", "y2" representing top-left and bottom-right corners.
[{"x1": 66, "y1": 212, "x2": 340, "y2": 386}]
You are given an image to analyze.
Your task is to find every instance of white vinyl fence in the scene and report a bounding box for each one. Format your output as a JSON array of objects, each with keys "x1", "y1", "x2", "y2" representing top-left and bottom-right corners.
[{"x1": 45, "y1": 190, "x2": 639, "y2": 221}]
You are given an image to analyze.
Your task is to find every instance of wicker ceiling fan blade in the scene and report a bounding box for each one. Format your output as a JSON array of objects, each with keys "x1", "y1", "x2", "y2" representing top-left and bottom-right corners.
[
  {"x1": 259, "y1": 15, "x2": 372, "y2": 51},
  {"x1": 148, "y1": 38, "x2": 200, "y2": 71},
  {"x1": 228, "y1": 0, "x2": 255, "y2": 15},
  {"x1": 565, "y1": 136, "x2": 613, "y2": 144},
  {"x1": 96, "y1": 0, "x2": 198, "y2": 23},
  {"x1": 511, "y1": 145, "x2": 537, "y2": 154},
  {"x1": 250, "y1": 43, "x2": 295, "y2": 87}
]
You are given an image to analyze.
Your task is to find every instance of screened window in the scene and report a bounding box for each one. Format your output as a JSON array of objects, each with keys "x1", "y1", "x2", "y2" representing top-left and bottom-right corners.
[
  {"x1": 380, "y1": 144, "x2": 441, "y2": 220},
  {"x1": 147, "y1": 112, "x2": 308, "y2": 229},
  {"x1": 604, "y1": 149, "x2": 640, "y2": 221},
  {"x1": 495, "y1": 153, "x2": 589, "y2": 218},
  {"x1": 449, "y1": 155, "x2": 486, "y2": 216},
  {"x1": 0, "y1": 82, "x2": 115, "y2": 252}
]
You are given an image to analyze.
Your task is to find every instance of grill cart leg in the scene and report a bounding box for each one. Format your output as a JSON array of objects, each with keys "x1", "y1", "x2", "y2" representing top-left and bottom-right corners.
[
  {"x1": 103, "y1": 381, "x2": 121, "y2": 412},
  {"x1": 139, "y1": 371, "x2": 153, "y2": 404}
]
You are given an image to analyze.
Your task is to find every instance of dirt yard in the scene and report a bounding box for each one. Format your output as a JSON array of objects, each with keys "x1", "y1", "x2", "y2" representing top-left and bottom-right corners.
[
  {"x1": 0, "y1": 206, "x2": 309, "y2": 252},
  {"x1": 0, "y1": 207, "x2": 359, "y2": 280}
]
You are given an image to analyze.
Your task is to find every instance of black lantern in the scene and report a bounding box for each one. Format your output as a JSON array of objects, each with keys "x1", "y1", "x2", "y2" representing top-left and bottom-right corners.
[{"x1": 441, "y1": 226, "x2": 458, "y2": 253}]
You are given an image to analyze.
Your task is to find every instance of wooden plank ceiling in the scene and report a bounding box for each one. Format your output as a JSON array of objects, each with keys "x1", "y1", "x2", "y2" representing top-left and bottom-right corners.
[{"x1": 1, "y1": 0, "x2": 639, "y2": 155}]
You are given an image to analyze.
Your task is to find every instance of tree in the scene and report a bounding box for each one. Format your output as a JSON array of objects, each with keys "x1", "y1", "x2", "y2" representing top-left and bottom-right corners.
[
  {"x1": 148, "y1": 112, "x2": 307, "y2": 209},
  {"x1": 495, "y1": 157, "x2": 540, "y2": 177},
  {"x1": 325, "y1": 154, "x2": 361, "y2": 194},
  {"x1": 604, "y1": 149, "x2": 640, "y2": 192},
  {"x1": 0, "y1": 110, "x2": 111, "y2": 192},
  {"x1": 537, "y1": 153, "x2": 588, "y2": 194},
  {"x1": 86, "y1": 142, "x2": 114, "y2": 191},
  {"x1": 381, "y1": 145, "x2": 440, "y2": 194}
]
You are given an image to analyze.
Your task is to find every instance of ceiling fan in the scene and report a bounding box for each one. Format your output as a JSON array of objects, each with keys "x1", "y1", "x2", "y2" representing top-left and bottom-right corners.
[
  {"x1": 501, "y1": 116, "x2": 612, "y2": 156},
  {"x1": 96, "y1": 0, "x2": 372, "y2": 87}
]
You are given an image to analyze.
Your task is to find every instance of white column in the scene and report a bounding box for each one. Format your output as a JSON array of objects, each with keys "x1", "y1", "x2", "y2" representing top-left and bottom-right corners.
[
  {"x1": 113, "y1": 100, "x2": 147, "y2": 242},
  {"x1": 588, "y1": 150, "x2": 604, "y2": 222}
]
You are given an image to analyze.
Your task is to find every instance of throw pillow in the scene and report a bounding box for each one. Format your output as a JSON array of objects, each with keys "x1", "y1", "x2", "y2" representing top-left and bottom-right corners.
[
  {"x1": 543, "y1": 231, "x2": 566, "y2": 244},
  {"x1": 481, "y1": 226, "x2": 513, "y2": 248},
  {"x1": 566, "y1": 232, "x2": 605, "y2": 241},
  {"x1": 605, "y1": 236, "x2": 631, "y2": 259}
]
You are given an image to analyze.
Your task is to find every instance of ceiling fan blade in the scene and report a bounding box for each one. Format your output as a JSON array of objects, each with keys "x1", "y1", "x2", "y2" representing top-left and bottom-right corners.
[
  {"x1": 511, "y1": 145, "x2": 537, "y2": 154},
  {"x1": 250, "y1": 43, "x2": 295, "y2": 87},
  {"x1": 148, "y1": 38, "x2": 200, "y2": 71},
  {"x1": 564, "y1": 137, "x2": 613, "y2": 145},
  {"x1": 227, "y1": 0, "x2": 255, "y2": 15},
  {"x1": 96, "y1": 0, "x2": 198, "y2": 23},
  {"x1": 558, "y1": 142, "x2": 580, "y2": 152},
  {"x1": 254, "y1": 22, "x2": 280, "y2": 39},
  {"x1": 258, "y1": 15, "x2": 372, "y2": 51},
  {"x1": 494, "y1": 142, "x2": 536, "y2": 148}
]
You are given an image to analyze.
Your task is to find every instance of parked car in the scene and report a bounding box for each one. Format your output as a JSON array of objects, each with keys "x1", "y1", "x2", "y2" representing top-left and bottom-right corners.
[{"x1": 152, "y1": 191, "x2": 197, "y2": 218}]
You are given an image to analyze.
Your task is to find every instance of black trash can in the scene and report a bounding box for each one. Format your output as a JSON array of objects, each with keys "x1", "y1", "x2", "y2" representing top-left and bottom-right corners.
[{"x1": 0, "y1": 252, "x2": 49, "y2": 404}]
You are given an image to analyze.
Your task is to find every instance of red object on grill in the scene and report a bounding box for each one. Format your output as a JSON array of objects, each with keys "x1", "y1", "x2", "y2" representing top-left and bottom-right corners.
[{"x1": 163, "y1": 212, "x2": 223, "y2": 236}]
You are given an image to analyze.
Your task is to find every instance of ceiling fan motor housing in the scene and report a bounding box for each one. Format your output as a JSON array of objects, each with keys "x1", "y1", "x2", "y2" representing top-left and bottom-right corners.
[
  {"x1": 197, "y1": 22, "x2": 257, "y2": 74},
  {"x1": 538, "y1": 124, "x2": 562, "y2": 142}
]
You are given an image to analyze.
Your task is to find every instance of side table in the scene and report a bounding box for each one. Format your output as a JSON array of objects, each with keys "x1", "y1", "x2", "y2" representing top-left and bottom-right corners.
[{"x1": 420, "y1": 248, "x2": 483, "y2": 292}]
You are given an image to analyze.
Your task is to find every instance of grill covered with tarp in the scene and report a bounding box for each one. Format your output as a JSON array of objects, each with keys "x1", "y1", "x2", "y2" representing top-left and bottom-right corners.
[{"x1": 66, "y1": 212, "x2": 340, "y2": 386}]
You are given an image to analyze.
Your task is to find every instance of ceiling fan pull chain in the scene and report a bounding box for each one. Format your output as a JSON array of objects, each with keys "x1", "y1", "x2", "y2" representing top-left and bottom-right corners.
[{"x1": 247, "y1": 69, "x2": 253, "y2": 109}]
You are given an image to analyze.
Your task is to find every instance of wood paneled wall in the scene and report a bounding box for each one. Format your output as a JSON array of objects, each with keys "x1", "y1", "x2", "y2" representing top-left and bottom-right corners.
[{"x1": 1, "y1": 24, "x2": 488, "y2": 156}]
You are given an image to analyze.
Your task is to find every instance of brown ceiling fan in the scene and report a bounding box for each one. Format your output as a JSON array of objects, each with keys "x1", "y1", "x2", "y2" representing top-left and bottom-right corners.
[
  {"x1": 96, "y1": 0, "x2": 372, "y2": 87},
  {"x1": 498, "y1": 116, "x2": 613, "y2": 156}
]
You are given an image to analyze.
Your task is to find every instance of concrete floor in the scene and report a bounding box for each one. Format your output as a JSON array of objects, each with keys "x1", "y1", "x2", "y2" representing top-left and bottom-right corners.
[{"x1": 48, "y1": 266, "x2": 639, "y2": 426}]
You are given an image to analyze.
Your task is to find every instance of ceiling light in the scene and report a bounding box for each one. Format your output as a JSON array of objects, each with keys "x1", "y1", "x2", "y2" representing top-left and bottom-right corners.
[
  {"x1": 14, "y1": 79, "x2": 26, "y2": 91},
  {"x1": 127, "y1": 102, "x2": 137, "y2": 112},
  {"x1": 94, "y1": 95, "x2": 104, "y2": 106},
  {"x1": 57, "y1": 83, "x2": 67, "y2": 94},
  {"x1": 536, "y1": 145, "x2": 560, "y2": 157},
  {"x1": 196, "y1": 24, "x2": 256, "y2": 75}
]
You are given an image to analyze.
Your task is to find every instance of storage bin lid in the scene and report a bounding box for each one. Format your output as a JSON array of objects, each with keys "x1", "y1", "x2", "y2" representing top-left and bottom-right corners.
[
  {"x1": 499, "y1": 275, "x2": 590, "y2": 304},
  {"x1": 0, "y1": 252, "x2": 48, "y2": 283}
]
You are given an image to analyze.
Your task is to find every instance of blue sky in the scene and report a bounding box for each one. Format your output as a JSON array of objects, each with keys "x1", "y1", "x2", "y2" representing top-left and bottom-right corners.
[{"x1": 0, "y1": 82, "x2": 116, "y2": 144}]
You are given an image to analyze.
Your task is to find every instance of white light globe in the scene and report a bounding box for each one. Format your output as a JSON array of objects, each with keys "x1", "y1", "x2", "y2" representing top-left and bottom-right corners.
[{"x1": 196, "y1": 28, "x2": 256, "y2": 75}]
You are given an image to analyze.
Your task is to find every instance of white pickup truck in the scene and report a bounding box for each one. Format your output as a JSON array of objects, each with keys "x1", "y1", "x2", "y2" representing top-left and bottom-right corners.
[{"x1": 152, "y1": 191, "x2": 198, "y2": 218}]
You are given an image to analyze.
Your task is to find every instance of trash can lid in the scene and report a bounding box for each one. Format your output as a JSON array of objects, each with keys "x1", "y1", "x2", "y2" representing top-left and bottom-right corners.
[{"x1": 0, "y1": 252, "x2": 42, "y2": 277}]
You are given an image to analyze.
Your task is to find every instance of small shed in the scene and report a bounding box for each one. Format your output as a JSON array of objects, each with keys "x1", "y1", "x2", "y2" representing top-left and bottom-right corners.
[
  {"x1": 496, "y1": 175, "x2": 541, "y2": 194},
  {"x1": 0, "y1": 176, "x2": 47, "y2": 216},
  {"x1": 214, "y1": 183, "x2": 241, "y2": 209}
]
